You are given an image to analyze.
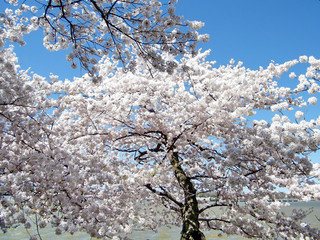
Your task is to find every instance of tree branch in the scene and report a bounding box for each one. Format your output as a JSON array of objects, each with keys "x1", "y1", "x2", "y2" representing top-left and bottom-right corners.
[{"x1": 145, "y1": 183, "x2": 183, "y2": 208}]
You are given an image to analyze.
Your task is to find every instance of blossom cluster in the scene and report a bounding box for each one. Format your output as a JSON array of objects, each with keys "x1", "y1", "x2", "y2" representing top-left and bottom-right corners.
[
  {"x1": 1, "y1": 44, "x2": 320, "y2": 239},
  {"x1": 1, "y1": 0, "x2": 208, "y2": 75},
  {"x1": 1, "y1": 1, "x2": 320, "y2": 239}
]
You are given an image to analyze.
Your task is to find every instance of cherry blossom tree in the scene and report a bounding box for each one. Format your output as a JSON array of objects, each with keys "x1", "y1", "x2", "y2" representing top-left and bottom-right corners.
[
  {"x1": 1, "y1": 0, "x2": 208, "y2": 75},
  {"x1": 1, "y1": 1, "x2": 320, "y2": 240},
  {"x1": 1, "y1": 44, "x2": 320, "y2": 239}
]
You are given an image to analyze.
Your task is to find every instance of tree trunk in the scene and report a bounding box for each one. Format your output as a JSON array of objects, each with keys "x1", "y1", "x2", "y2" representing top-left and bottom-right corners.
[{"x1": 171, "y1": 152, "x2": 206, "y2": 240}]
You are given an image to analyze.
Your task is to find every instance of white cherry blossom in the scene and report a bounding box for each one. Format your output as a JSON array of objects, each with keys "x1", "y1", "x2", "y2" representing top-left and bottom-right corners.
[
  {"x1": 1, "y1": 0, "x2": 208, "y2": 74},
  {"x1": 1, "y1": 2, "x2": 320, "y2": 240},
  {"x1": 1, "y1": 47, "x2": 319, "y2": 239}
]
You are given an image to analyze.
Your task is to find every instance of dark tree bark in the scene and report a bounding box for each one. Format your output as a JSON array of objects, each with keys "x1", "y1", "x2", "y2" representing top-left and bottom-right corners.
[{"x1": 171, "y1": 152, "x2": 206, "y2": 240}]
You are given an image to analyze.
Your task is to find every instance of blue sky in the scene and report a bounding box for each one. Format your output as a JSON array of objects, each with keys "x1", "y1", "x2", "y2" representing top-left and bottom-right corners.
[{"x1": 176, "y1": 0, "x2": 320, "y2": 68}]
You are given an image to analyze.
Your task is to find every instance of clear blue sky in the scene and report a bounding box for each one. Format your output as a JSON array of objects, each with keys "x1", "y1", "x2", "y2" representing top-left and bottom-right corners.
[
  {"x1": 7, "y1": 0, "x2": 320, "y2": 80},
  {"x1": 176, "y1": 0, "x2": 320, "y2": 68}
]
